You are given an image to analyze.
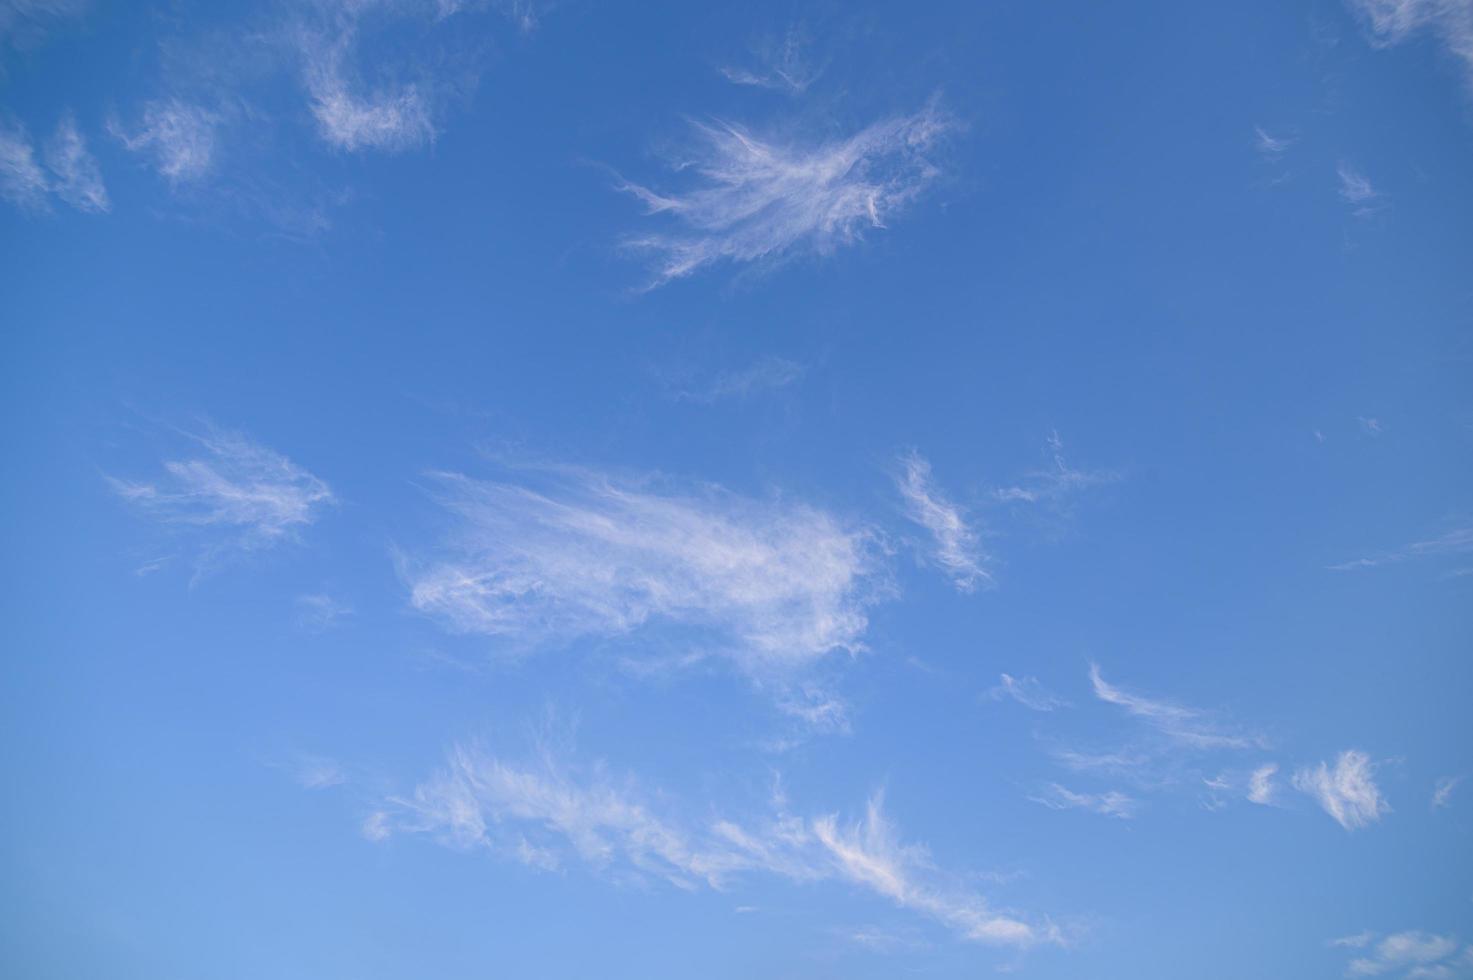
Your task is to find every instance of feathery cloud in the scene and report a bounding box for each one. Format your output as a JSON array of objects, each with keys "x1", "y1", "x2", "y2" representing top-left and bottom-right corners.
[
  {"x1": 619, "y1": 98, "x2": 953, "y2": 286},
  {"x1": 44, "y1": 113, "x2": 107, "y2": 212},
  {"x1": 1248, "y1": 763, "x2": 1279, "y2": 805},
  {"x1": 1088, "y1": 663, "x2": 1261, "y2": 750},
  {"x1": 719, "y1": 25, "x2": 823, "y2": 95},
  {"x1": 1330, "y1": 525, "x2": 1473, "y2": 571},
  {"x1": 0, "y1": 120, "x2": 48, "y2": 209},
  {"x1": 1338, "y1": 930, "x2": 1468, "y2": 978},
  {"x1": 109, "y1": 429, "x2": 334, "y2": 565},
  {"x1": 1346, "y1": 0, "x2": 1473, "y2": 94},
  {"x1": 402, "y1": 465, "x2": 883, "y2": 681},
  {"x1": 675, "y1": 356, "x2": 805, "y2": 403},
  {"x1": 1432, "y1": 775, "x2": 1462, "y2": 808},
  {"x1": 296, "y1": 23, "x2": 435, "y2": 153},
  {"x1": 987, "y1": 674, "x2": 1069, "y2": 711},
  {"x1": 1338, "y1": 162, "x2": 1384, "y2": 216},
  {"x1": 1293, "y1": 750, "x2": 1389, "y2": 830},
  {"x1": 1254, "y1": 125, "x2": 1295, "y2": 159},
  {"x1": 111, "y1": 99, "x2": 218, "y2": 183},
  {"x1": 994, "y1": 431, "x2": 1117, "y2": 511},
  {"x1": 376, "y1": 741, "x2": 1050, "y2": 947},
  {"x1": 896, "y1": 451, "x2": 988, "y2": 592},
  {"x1": 1028, "y1": 783, "x2": 1138, "y2": 819}
]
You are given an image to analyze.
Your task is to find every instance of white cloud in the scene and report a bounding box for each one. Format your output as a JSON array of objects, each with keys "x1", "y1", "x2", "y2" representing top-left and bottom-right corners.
[
  {"x1": 297, "y1": 25, "x2": 435, "y2": 153},
  {"x1": 402, "y1": 465, "x2": 883, "y2": 683},
  {"x1": 111, "y1": 99, "x2": 218, "y2": 182},
  {"x1": 1347, "y1": 0, "x2": 1473, "y2": 94},
  {"x1": 378, "y1": 741, "x2": 1051, "y2": 947},
  {"x1": 1432, "y1": 775, "x2": 1462, "y2": 808},
  {"x1": 896, "y1": 451, "x2": 989, "y2": 592},
  {"x1": 1248, "y1": 763, "x2": 1279, "y2": 805},
  {"x1": 719, "y1": 25, "x2": 823, "y2": 95},
  {"x1": 297, "y1": 593, "x2": 353, "y2": 631},
  {"x1": 1330, "y1": 526, "x2": 1473, "y2": 571},
  {"x1": 1293, "y1": 750, "x2": 1389, "y2": 830},
  {"x1": 295, "y1": 755, "x2": 348, "y2": 790},
  {"x1": 1340, "y1": 930, "x2": 1467, "y2": 978},
  {"x1": 1028, "y1": 783, "x2": 1138, "y2": 819},
  {"x1": 44, "y1": 113, "x2": 107, "y2": 212},
  {"x1": 994, "y1": 431, "x2": 1117, "y2": 510},
  {"x1": 0, "y1": 120, "x2": 48, "y2": 209},
  {"x1": 1254, "y1": 125, "x2": 1295, "y2": 159},
  {"x1": 1338, "y1": 162, "x2": 1385, "y2": 216},
  {"x1": 619, "y1": 98, "x2": 953, "y2": 286},
  {"x1": 987, "y1": 673, "x2": 1069, "y2": 711},
  {"x1": 676, "y1": 356, "x2": 805, "y2": 403},
  {"x1": 1088, "y1": 663, "x2": 1261, "y2": 750},
  {"x1": 109, "y1": 428, "x2": 334, "y2": 565}
]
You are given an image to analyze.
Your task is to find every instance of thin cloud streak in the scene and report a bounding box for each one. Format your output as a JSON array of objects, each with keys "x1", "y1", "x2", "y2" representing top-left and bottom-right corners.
[
  {"x1": 1347, "y1": 0, "x2": 1473, "y2": 94},
  {"x1": 44, "y1": 113, "x2": 108, "y2": 212},
  {"x1": 987, "y1": 674, "x2": 1069, "y2": 711},
  {"x1": 1028, "y1": 783, "x2": 1138, "y2": 819},
  {"x1": 896, "y1": 451, "x2": 988, "y2": 592},
  {"x1": 619, "y1": 98, "x2": 953, "y2": 286},
  {"x1": 1330, "y1": 526, "x2": 1473, "y2": 571},
  {"x1": 375, "y1": 742, "x2": 1053, "y2": 947},
  {"x1": 1088, "y1": 663, "x2": 1262, "y2": 750},
  {"x1": 111, "y1": 99, "x2": 218, "y2": 183},
  {"x1": 1292, "y1": 750, "x2": 1389, "y2": 831}
]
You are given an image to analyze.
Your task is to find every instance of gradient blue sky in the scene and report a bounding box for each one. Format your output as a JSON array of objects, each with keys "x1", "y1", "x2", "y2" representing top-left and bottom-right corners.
[{"x1": 3, "y1": 1, "x2": 1472, "y2": 977}]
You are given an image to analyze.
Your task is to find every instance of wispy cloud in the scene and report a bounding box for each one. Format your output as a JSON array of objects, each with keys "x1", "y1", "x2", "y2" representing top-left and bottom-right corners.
[
  {"x1": 1338, "y1": 162, "x2": 1385, "y2": 216},
  {"x1": 375, "y1": 741, "x2": 1051, "y2": 947},
  {"x1": 1337, "y1": 929, "x2": 1469, "y2": 978},
  {"x1": 1432, "y1": 775, "x2": 1462, "y2": 808},
  {"x1": 1248, "y1": 763, "x2": 1280, "y2": 805},
  {"x1": 0, "y1": 119, "x2": 48, "y2": 209},
  {"x1": 0, "y1": 0, "x2": 85, "y2": 53},
  {"x1": 1330, "y1": 525, "x2": 1473, "y2": 571},
  {"x1": 618, "y1": 98, "x2": 953, "y2": 286},
  {"x1": 401, "y1": 464, "x2": 884, "y2": 692},
  {"x1": 295, "y1": 21, "x2": 435, "y2": 153},
  {"x1": 674, "y1": 356, "x2": 805, "y2": 403},
  {"x1": 1293, "y1": 750, "x2": 1389, "y2": 830},
  {"x1": 44, "y1": 113, "x2": 107, "y2": 212},
  {"x1": 1254, "y1": 125, "x2": 1295, "y2": 159},
  {"x1": 111, "y1": 99, "x2": 218, "y2": 183},
  {"x1": 987, "y1": 674, "x2": 1069, "y2": 711},
  {"x1": 1088, "y1": 663, "x2": 1262, "y2": 750},
  {"x1": 295, "y1": 755, "x2": 348, "y2": 790},
  {"x1": 896, "y1": 451, "x2": 989, "y2": 592},
  {"x1": 719, "y1": 25, "x2": 824, "y2": 95},
  {"x1": 296, "y1": 592, "x2": 353, "y2": 631},
  {"x1": 994, "y1": 431, "x2": 1117, "y2": 514},
  {"x1": 109, "y1": 428, "x2": 334, "y2": 569},
  {"x1": 1347, "y1": 0, "x2": 1473, "y2": 95},
  {"x1": 1028, "y1": 783, "x2": 1138, "y2": 819}
]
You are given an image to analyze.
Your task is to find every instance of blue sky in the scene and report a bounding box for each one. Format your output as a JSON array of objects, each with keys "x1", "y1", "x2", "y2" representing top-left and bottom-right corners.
[{"x1": 3, "y1": 0, "x2": 1472, "y2": 976}]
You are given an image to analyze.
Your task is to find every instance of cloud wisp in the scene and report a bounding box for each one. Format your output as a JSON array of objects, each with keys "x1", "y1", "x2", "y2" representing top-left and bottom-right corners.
[
  {"x1": 373, "y1": 741, "x2": 1052, "y2": 947},
  {"x1": 719, "y1": 24, "x2": 824, "y2": 95},
  {"x1": 402, "y1": 464, "x2": 885, "y2": 701},
  {"x1": 1, "y1": 114, "x2": 108, "y2": 213},
  {"x1": 1028, "y1": 783, "x2": 1138, "y2": 819},
  {"x1": 109, "y1": 428, "x2": 334, "y2": 570},
  {"x1": 1293, "y1": 750, "x2": 1389, "y2": 831},
  {"x1": 896, "y1": 451, "x2": 989, "y2": 592},
  {"x1": 111, "y1": 99, "x2": 218, "y2": 183},
  {"x1": 987, "y1": 674, "x2": 1069, "y2": 711},
  {"x1": 1347, "y1": 0, "x2": 1473, "y2": 95},
  {"x1": 1337, "y1": 162, "x2": 1384, "y2": 216},
  {"x1": 1432, "y1": 775, "x2": 1462, "y2": 808},
  {"x1": 618, "y1": 99, "x2": 953, "y2": 286},
  {"x1": 1334, "y1": 929, "x2": 1470, "y2": 978},
  {"x1": 1088, "y1": 663, "x2": 1262, "y2": 750},
  {"x1": 1330, "y1": 525, "x2": 1473, "y2": 571},
  {"x1": 674, "y1": 355, "x2": 805, "y2": 404},
  {"x1": 994, "y1": 431, "x2": 1117, "y2": 518}
]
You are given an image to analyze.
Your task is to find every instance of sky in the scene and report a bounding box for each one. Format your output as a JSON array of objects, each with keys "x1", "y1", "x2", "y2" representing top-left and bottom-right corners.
[{"x1": 2, "y1": 1, "x2": 1472, "y2": 977}]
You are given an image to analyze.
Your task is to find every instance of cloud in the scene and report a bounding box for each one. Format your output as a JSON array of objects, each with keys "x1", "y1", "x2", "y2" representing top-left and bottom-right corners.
[
  {"x1": 1338, "y1": 162, "x2": 1384, "y2": 216},
  {"x1": 0, "y1": 0, "x2": 85, "y2": 52},
  {"x1": 44, "y1": 113, "x2": 107, "y2": 212},
  {"x1": 1293, "y1": 750, "x2": 1389, "y2": 830},
  {"x1": 1432, "y1": 775, "x2": 1462, "y2": 808},
  {"x1": 377, "y1": 741, "x2": 1050, "y2": 947},
  {"x1": 0, "y1": 120, "x2": 48, "y2": 209},
  {"x1": 401, "y1": 465, "x2": 883, "y2": 684},
  {"x1": 296, "y1": 23, "x2": 435, "y2": 153},
  {"x1": 1346, "y1": 0, "x2": 1473, "y2": 94},
  {"x1": 987, "y1": 674, "x2": 1069, "y2": 711},
  {"x1": 675, "y1": 356, "x2": 805, "y2": 403},
  {"x1": 1330, "y1": 525, "x2": 1473, "y2": 571},
  {"x1": 109, "y1": 428, "x2": 334, "y2": 567},
  {"x1": 1339, "y1": 930, "x2": 1467, "y2": 978},
  {"x1": 297, "y1": 592, "x2": 353, "y2": 631},
  {"x1": 1248, "y1": 763, "x2": 1279, "y2": 804},
  {"x1": 1254, "y1": 125, "x2": 1295, "y2": 159},
  {"x1": 719, "y1": 25, "x2": 823, "y2": 95},
  {"x1": 1028, "y1": 783, "x2": 1138, "y2": 819},
  {"x1": 1088, "y1": 663, "x2": 1262, "y2": 750},
  {"x1": 618, "y1": 98, "x2": 953, "y2": 286},
  {"x1": 111, "y1": 99, "x2": 218, "y2": 182},
  {"x1": 295, "y1": 755, "x2": 348, "y2": 790},
  {"x1": 994, "y1": 431, "x2": 1117, "y2": 512},
  {"x1": 896, "y1": 451, "x2": 989, "y2": 592}
]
